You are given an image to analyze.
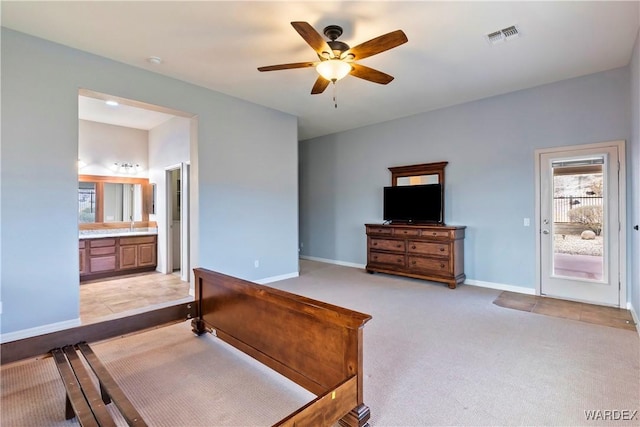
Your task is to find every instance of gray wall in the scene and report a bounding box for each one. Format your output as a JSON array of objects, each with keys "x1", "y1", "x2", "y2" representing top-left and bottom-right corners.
[
  {"x1": 300, "y1": 67, "x2": 630, "y2": 291},
  {"x1": 79, "y1": 120, "x2": 149, "y2": 176},
  {"x1": 0, "y1": 28, "x2": 298, "y2": 337}
]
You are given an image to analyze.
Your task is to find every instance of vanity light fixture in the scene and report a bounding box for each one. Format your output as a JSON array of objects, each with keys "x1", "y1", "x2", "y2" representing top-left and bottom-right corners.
[{"x1": 113, "y1": 162, "x2": 140, "y2": 174}]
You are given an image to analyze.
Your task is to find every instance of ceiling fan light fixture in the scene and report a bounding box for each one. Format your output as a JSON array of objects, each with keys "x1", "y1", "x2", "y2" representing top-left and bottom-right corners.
[{"x1": 316, "y1": 59, "x2": 352, "y2": 82}]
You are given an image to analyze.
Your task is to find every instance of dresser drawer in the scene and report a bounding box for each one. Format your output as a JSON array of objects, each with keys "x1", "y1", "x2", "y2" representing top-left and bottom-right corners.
[
  {"x1": 370, "y1": 251, "x2": 405, "y2": 267},
  {"x1": 408, "y1": 241, "x2": 449, "y2": 256},
  {"x1": 408, "y1": 256, "x2": 451, "y2": 273},
  {"x1": 420, "y1": 229, "x2": 451, "y2": 239},
  {"x1": 370, "y1": 238, "x2": 405, "y2": 252},
  {"x1": 409, "y1": 256, "x2": 451, "y2": 274},
  {"x1": 393, "y1": 228, "x2": 421, "y2": 237},
  {"x1": 367, "y1": 226, "x2": 392, "y2": 235}
]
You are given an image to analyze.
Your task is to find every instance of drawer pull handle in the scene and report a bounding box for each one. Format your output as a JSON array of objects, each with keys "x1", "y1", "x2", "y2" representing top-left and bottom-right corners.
[
  {"x1": 412, "y1": 261, "x2": 416, "y2": 265},
  {"x1": 373, "y1": 242, "x2": 378, "y2": 246},
  {"x1": 403, "y1": 231, "x2": 408, "y2": 234},
  {"x1": 440, "y1": 247, "x2": 445, "y2": 252},
  {"x1": 440, "y1": 263, "x2": 445, "y2": 268},
  {"x1": 412, "y1": 245, "x2": 416, "y2": 250},
  {"x1": 373, "y1": 256, "x2": 378, "y2": 260},
  {"x1": 396, "y1": 244, "x2": 402, "y2": 248},
  {"x1": 397, "y1": 259, "x2": 403, "y2": 263},
  {"x1": 432, "y1": 232, "x2": 437, "y2": 236}
]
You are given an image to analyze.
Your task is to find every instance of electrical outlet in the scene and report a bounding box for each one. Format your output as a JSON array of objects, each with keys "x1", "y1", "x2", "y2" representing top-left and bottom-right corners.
[
  {"x1": 254, "y1": 260, "x2": 259, "y2": 268},
  {"x1": 523, "y1": 218, "x2": 530, "y2": 227}
]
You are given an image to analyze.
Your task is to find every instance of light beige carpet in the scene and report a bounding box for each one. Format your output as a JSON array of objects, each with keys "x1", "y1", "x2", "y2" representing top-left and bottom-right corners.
[
  {"x1": 2, "y1": 260, "x2": 639, "y2": 426},
  {"x1": 1, "y1": 322, "x2": 314, "y2": 426}
]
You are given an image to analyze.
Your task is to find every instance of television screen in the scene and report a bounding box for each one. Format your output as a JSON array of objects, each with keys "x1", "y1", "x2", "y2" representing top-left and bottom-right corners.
[{"x1": 383, "y1": 184, "x2": 442, "y2": 224}]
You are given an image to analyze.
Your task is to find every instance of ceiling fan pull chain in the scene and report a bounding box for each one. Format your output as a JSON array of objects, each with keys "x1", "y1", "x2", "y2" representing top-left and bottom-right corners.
[{"x1": 332, "y1": 81, "x2": 338, "y2": 108}]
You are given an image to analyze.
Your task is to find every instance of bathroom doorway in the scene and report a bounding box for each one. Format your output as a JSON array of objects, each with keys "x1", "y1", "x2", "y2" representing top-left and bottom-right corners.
[
  {"x1": 78, "y1": 89, "x2": 196, "y2": 324},
  {"x1": 166, "y1": 163, "x2": 190, "y2": 282}
]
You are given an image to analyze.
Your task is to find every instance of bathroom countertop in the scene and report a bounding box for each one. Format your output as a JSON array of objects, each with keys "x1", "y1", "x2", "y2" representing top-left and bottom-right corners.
[{"x1": 79, "y1": 228, "x2": 158, "y2": 239}]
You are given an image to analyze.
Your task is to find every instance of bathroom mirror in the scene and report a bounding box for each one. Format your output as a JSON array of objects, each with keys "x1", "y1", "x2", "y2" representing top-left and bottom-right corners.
[
  {"x1": 78, "y1": 175, "x2": 151, "y2": 225},
  {"x1": 103, "y1": 183, "x2": 142, "y2": 222}
]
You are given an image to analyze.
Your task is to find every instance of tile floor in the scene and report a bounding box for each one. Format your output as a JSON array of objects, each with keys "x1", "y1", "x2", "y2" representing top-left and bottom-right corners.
[
  {"x1": 80, "y1": 272, "x2": 191, "y2": 324},
  {"x1": 494, "y1": 291, "x2": 637, "y2": 331}
]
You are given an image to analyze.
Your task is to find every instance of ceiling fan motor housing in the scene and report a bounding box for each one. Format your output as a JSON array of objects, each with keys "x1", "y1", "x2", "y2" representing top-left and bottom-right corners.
[
  {"x1": 323, "y1": 25, "x2": 343, "y2": 40},
  {"x1": 323, "y1": 25, "x2": 350, "y2": 57}
]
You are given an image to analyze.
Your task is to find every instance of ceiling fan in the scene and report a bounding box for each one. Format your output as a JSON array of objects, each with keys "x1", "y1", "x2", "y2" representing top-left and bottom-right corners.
[{"x1": 258, "y1": 21, "x2": 408, "y2": 95}]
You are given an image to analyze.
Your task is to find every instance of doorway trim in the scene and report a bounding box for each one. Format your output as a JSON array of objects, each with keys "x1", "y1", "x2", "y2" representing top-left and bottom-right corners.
[
  {"x1": 165, "y1": 163, "x2": 190, "y2": 283},
  {"x1": 535, "y1": 140, "x2": 626, "y2": 307}
]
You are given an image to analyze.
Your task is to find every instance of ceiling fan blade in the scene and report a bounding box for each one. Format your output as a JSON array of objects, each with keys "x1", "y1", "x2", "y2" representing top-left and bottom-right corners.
[
  {"x1": 291, "y1": 21, "x2": 334, "y2": 58},
  {"x1": 311, "y1": 76, "x2": 330, "y2": 94},
  {"x1": 350, "y1": 63, "x2": 394, "y2": 84},
  {"x1": 344, "y1": 30, "x2": 408, "y2": 60},
  {"x1": 257, "y1": 62, "x2": 315, "y2": 72}
]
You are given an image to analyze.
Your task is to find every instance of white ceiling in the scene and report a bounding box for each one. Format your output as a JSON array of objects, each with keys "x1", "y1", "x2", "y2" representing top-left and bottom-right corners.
[
  {"x1": 79, "y1": 95, "x2": 177, "y2": 130},
  {"x1": 2, "y1": 1, "x2": 639, "y2": 140}
]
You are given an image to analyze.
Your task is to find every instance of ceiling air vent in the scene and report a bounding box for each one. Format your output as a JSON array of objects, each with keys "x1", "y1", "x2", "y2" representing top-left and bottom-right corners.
[
  {"x1": 486, "y1": 30, "x2": 504, "y2": 44},
  {"x1": 501, "y1": 26, "x2": 519, "y2": 39},
  {"x1": 486, "y1": 25, "x2": 521, "y2": 45}
]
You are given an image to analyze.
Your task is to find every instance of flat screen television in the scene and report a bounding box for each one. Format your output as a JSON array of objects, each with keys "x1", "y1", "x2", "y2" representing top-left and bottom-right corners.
[{"x1": 383, "y1": 183, "x2": 443, "y2": 224}]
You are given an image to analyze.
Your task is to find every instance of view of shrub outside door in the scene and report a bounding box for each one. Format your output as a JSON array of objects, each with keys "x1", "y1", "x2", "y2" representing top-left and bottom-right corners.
[
  {"x1": 536, "y1": 141, "x2": 625, "y2": 307},
  {"x1": 553, "y1": 160, "x2": 604, "y2": 280}
]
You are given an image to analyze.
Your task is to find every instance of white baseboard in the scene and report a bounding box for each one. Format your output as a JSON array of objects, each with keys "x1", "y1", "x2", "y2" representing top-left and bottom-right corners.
[
  {"x1": 300, "y1": 255, "x2": 536, "y2": 295},
  {"x1": 255, "y1": 271, "x2": 299, "y2": 285},
  {"x1": 627, "y1": 301, "x2": 640, "y2": 338},
  {"x1": 300, "y1": 255, "x2": 366, "y2": 269},
  {"x1": 0, "y1": 317, "x2": 81, "y2": 344},
  {"x1": 464, "y1": 279, "x2": 536, "y2": 295}
]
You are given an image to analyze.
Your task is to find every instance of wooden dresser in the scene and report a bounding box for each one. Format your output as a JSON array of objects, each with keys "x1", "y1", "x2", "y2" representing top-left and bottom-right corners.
[{"x1": 365, "y1": 223, "x2": 465, "y2": 288}]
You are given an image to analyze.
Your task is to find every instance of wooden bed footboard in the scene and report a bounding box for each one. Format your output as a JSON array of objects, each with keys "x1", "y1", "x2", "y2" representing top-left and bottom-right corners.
[{"x1": 191, "y1": 268, "x2": 372, "y2": 427}]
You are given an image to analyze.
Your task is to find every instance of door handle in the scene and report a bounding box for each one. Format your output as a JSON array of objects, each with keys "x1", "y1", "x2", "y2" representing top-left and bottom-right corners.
[{"x1": 542, "y1": 229, "x2": 550, "y2": 234}]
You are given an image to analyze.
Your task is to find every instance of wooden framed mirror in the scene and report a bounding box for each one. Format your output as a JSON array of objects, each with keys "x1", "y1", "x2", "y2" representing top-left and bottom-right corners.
[
  {"x1": 388, "y1": 161, "x2": 448, "y2": 223},
  {"x1": 389, "y1": 161, "x2": 448, "y2": 187},
  {"x1": 78, "y1": 175, "x2": 153, "y2": 228}
]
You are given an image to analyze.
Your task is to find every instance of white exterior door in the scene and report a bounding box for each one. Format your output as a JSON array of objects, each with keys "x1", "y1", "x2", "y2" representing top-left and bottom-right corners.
[{"x1": 537, "y1": 142, "x2": 625, "y2": 307}]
